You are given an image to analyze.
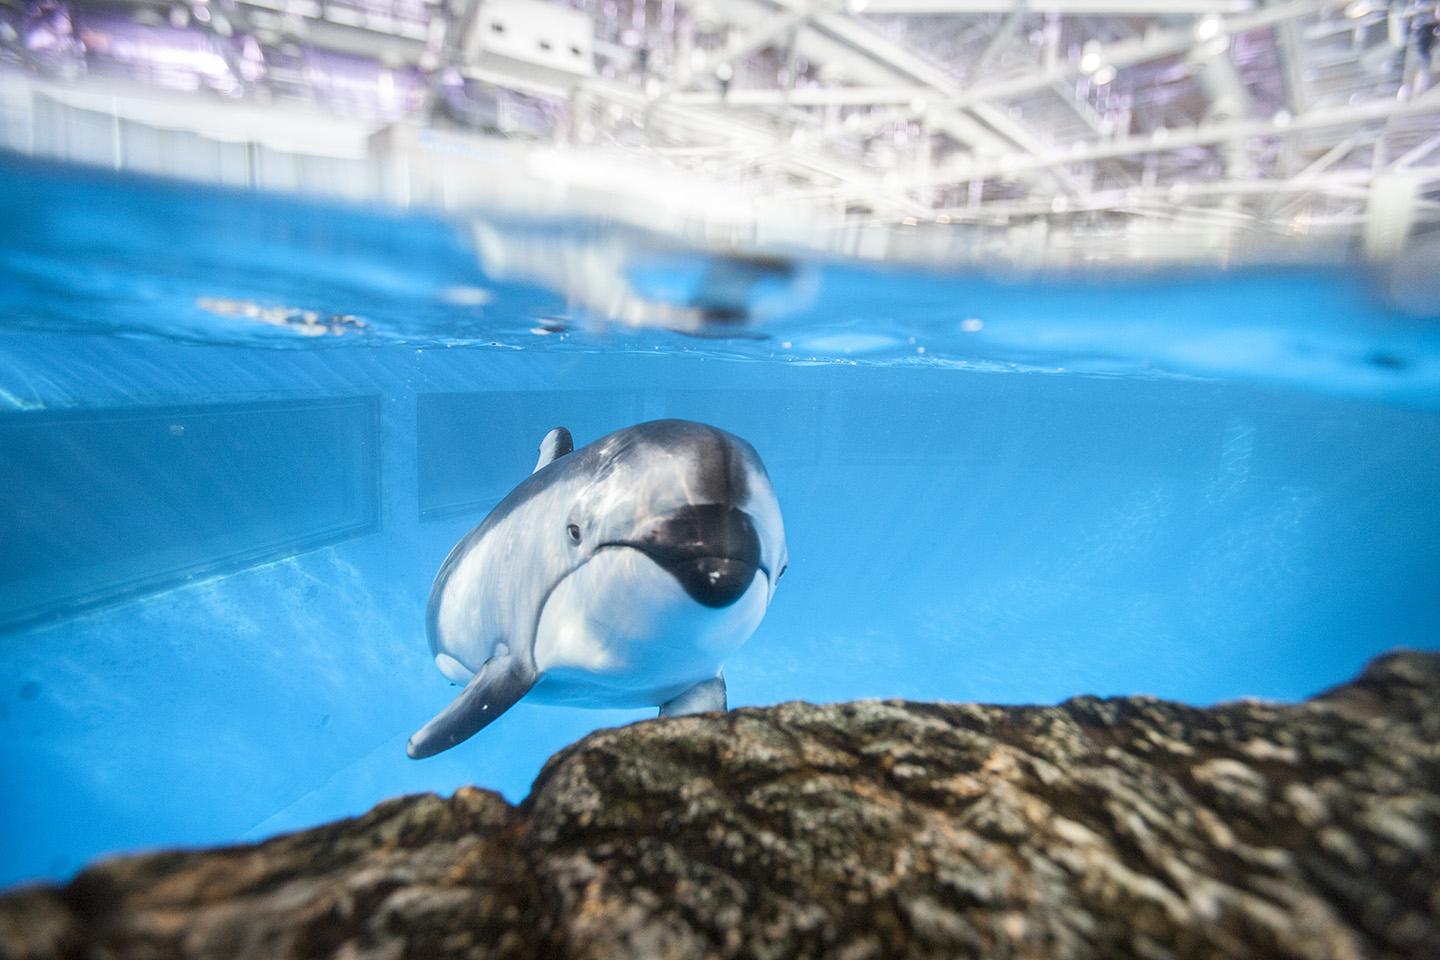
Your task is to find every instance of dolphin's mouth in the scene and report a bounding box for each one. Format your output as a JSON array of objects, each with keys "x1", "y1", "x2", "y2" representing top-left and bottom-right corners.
[{"x1": 601, "y1": 504, "x2": 764, "y2": 608}]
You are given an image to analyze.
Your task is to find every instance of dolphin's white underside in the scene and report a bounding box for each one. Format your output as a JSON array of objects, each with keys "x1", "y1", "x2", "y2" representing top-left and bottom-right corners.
[
  {"x1": 436, "y1": 546, "x2": 768, "y2": 709},
  {"x1": 532, "y1": 548, "x2": 768, "y2": 707}
]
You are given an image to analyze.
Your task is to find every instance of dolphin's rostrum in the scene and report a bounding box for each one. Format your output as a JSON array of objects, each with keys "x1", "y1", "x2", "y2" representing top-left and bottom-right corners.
[{"x1": 407, "y1": 419, "x2": 788, "y2": 759}]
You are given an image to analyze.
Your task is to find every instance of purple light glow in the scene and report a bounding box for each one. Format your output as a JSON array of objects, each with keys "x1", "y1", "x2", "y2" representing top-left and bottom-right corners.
[
  {"x1": 296, "y1": 49, "x2": 425, "y2": 119},
  {"x1": 77, "y1": 15, "x2": 240, "y2": 94}
]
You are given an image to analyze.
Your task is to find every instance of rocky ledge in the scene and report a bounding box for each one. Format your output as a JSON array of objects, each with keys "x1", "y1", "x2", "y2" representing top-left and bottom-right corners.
[{"x1": 3, "y1": 652, "x2": 1439, "y2": 960}]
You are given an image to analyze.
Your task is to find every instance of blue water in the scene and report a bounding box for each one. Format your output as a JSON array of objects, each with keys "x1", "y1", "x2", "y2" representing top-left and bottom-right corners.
[{"x1": 2, "y1": 156, "x2": 1438, "y2": 889}]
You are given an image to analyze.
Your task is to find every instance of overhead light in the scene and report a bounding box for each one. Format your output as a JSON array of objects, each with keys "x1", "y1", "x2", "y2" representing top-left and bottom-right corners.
[
  {"x1": 1078, "y1": 41, "x2": 1103, "y2": 75},
  {"x1": 1091, "y1": 65, "x2": 1116, "y2": 86},
  {"x1": 1194, "y1": 15, "x2": 1223, "y2": 41},
  {"x1": 1344, "y1": 1, "x2": 1375, "y2": 18},
  {"x1": 714, "y1": 62, "x2": 733, "y2": 82}
]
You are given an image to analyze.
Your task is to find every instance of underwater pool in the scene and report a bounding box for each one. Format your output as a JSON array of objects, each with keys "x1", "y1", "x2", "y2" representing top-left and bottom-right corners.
[{"x1": 2, "y1": 156, "x2": 1438, "y2": 889}]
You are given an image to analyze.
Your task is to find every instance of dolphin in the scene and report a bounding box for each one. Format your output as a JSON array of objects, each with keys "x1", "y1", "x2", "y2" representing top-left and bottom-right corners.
[{"x1": 407, "y1": 419, "x2": 787, "y2": 759}]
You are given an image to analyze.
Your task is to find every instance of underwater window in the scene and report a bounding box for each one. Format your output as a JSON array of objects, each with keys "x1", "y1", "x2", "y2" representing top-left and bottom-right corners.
[
  {"x1": 832, "y1": 379, "x2": 1220, "y2": 473},
  {"x1": 416, "y1": 390, "x2": 645, "y2": 521},
  {"x1": 0, "y1": 397, "x2": 381, "y2": 633}
]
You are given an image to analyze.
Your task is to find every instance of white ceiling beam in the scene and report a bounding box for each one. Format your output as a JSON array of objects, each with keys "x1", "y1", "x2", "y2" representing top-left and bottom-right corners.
[
  {"x1": 928, "y1": 110, "x2": 1013, "y2": 154},
  {"x1": 761, "y1": 0, "x2": 1052, "y2": 161},
  {"x1": 1273, "y1": 17, "x2": 1311, "y2": 115},
  {"x1": 668, "y1": 0, "x2": 1099, "y2": 186},
  {"x1": 475, "y1": 67, "x2": 891, "y2": 195},
  {"x1": 651, "y1": 5, "x2": 816, "y2": 100},
  {"x1": 674, "y1": 0, "x2": 1342, "y2": 109},
  {"x1": 793, "y1": 2, "x2": 966, "y2": 95},
  {"x1": 1270, "y1": 15, "x2": 1311, "y2": 177},
  {"x1": 1262, "y1": 136, "x2": 1355, "y2": 218},
  {"x1": 1195, "y1": 47, "x2": 1255, "y2": 192},
  {"x1": 671, "y1": 85, "x2": 929, "y2": 106},
  {"x1": 850, "y1": 0, "x2": 1254, "y2": 12},
  {"x1": 973, "y1": 2, "x2": 1029, "y2": 78},
  {"x1": 929, "y1": 166, "x2": 1440, "y2": 219},
  {"x1": 685, "y1": 0, "x2": 1061, "y2": 170},
  {"x1": 664, "y1": 0, "x2": 918, "y2": 89},
  {"x1": 800, "y1": 0, "x2": 1100, "y2": 189},
  {"x1": 1393, "y1": 133, "x2": 1440, "y2": 169},
  {"x1": 1049, "y1": 79, "x2": 1113, "y2": 135},
  {"x1": 1290, "y1": 137, "x2": 1356, "y2": 179},
  {"x1": 655, "y1": 0, "x2": 1042, "y2": 197},
  {"x1": 963, "y1": 101, "x2": 1086, "y2": 195},
  {"x1": 915, "y1": 89, "x2": 1440, "y2": 187}
]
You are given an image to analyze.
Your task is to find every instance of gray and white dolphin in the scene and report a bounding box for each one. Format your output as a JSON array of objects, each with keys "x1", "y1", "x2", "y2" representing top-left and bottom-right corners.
[{"x1": 407, "y1": 419, "x2": 787, "y2": 759}]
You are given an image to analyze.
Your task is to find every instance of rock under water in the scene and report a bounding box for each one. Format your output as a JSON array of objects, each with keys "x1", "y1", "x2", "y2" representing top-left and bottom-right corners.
[{"x1": 2, "y1": 651, "x2": 1438, "y2": 960}]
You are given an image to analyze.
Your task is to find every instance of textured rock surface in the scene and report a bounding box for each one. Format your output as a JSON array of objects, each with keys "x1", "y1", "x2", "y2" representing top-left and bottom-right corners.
[{"x1": 3, "y1": 651, "x2": 1438, "y2": 960}]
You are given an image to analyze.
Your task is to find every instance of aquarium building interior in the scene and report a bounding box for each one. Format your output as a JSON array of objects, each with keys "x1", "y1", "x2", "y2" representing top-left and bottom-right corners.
[{"x1": 1, "y1": 0, "x2": 1438, "y2": 895}]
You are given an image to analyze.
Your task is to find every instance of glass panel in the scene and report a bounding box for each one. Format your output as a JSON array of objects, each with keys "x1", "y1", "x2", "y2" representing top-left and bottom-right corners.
[
  {"x1": 416, "y1": 390, "x2": 644, "y2": 520},
  {"x1": 0, "y1": 397, "x2": 380, "y2": 631}
]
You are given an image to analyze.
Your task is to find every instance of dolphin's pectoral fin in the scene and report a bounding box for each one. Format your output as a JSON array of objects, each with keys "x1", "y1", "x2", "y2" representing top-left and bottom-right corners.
[
  {"x1": 659, "y1": 675, "x2": 727, "y2": 718},
  {"x1": 407, "y1": 653, "x2": 536, "y2": 759},
  {"x1": 533, "y1": 427, "x2": 574, "y2": 473}
]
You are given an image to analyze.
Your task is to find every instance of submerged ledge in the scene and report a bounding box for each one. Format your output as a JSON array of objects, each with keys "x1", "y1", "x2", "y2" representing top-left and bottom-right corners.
[{"x1": 3, "y1": 653, "x2": 1438, "y2": 960}]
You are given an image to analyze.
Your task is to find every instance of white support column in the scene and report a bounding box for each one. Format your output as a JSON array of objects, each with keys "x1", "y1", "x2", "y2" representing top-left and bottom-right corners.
[{"x1": 1363, "y1": 173, "x2": 1421, "y2": 261}]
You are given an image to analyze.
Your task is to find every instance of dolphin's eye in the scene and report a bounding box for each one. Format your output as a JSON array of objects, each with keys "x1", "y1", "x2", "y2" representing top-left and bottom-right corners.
[
  {"x1": 777, "y1": 563, "x2": 788, "y2": 581},
  {"x1": 566, "y1": 523, "x2": 582, "y2": 544}
]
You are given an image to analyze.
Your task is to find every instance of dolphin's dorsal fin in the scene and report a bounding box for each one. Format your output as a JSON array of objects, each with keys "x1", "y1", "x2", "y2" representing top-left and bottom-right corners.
[{"x1": 533, "y1": 427, "x2": 574, "y2": 473}]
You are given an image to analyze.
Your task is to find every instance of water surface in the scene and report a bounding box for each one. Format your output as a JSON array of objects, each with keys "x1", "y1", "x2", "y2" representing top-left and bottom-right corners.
[{"x1": 2, "y1": 157, "x2": 1437, "y2": 888}]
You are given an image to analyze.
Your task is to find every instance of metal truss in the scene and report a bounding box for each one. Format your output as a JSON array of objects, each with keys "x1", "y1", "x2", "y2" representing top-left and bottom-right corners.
[{"x1": 9, "y1": 0, "x2": 1438, "y2": 262}]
